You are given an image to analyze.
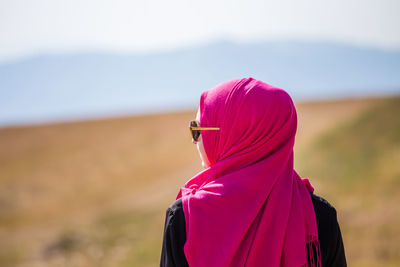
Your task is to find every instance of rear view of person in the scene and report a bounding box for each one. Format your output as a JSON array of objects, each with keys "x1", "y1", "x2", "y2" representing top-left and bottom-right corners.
[{"x1": 160, "y1": 77, "x2": 347, "y2": 267}]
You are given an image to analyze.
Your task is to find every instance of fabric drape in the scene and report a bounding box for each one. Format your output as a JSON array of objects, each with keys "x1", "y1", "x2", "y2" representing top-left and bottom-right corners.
[{"x1": 177, "y1": 77, "x2": 321, "y2": 267}]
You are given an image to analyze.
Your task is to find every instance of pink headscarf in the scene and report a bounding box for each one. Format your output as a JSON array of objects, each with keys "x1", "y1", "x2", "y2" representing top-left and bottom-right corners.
[{"x1": 177, "y1": 78, "x2": 321, "y2": 267}]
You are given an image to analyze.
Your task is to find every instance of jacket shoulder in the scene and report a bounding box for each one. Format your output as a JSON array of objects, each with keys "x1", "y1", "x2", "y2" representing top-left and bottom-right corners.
[
  {"x1": 311, "y1": 193, "x2": 337, "y2": 216},
  {"x1": 168, "y1": 197, "x2": 183, "y2": 213},
  {"x1": 310, "y1": 193, "x2": 347, "y2": 266}
]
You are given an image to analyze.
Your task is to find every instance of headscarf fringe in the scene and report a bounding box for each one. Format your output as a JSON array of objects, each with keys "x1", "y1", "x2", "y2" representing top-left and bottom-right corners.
[{"x1": 301, "y1": 235, "x2": 321, "y2": 267}]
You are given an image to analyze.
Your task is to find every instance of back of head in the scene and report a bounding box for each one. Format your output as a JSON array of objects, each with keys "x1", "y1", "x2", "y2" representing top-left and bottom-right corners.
[{"x1": 199, "y1": 77, "x2": 298, "y2": 173}]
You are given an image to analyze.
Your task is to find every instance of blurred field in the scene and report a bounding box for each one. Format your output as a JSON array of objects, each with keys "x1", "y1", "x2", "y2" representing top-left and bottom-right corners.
[
  {"x1": 297, "y1": 96, "x2": 400, "y2": 267},
  {"x1": 0, "y1": 96, "x2": 398, "y2": 267}
]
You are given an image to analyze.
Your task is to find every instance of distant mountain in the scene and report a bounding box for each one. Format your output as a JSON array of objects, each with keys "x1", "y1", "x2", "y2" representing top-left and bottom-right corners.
[{"x1": 1, "y1": 40, "x2": 399, "y2": 127}]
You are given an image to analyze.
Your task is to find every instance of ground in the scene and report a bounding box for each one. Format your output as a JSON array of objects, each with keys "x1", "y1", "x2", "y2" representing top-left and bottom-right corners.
[{"x1": 0, "y1": 96, "x2": 398, "y2": 267}]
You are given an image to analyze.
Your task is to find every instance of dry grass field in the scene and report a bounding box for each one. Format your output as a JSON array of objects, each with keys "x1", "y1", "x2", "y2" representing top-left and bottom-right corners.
[{"x1": 0, "y1": 96, "x2": 398, "y2": 267}]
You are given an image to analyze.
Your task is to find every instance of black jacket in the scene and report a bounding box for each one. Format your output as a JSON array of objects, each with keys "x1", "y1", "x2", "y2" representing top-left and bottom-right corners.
[{"x1": 160, "y1": 193, "x2": 347, "y2": 267}]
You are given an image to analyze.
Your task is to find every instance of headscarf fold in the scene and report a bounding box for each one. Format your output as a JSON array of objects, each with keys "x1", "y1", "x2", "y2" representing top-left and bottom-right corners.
[{"x1": 177, "y1": 78, "x2": 321, "y2": 267}]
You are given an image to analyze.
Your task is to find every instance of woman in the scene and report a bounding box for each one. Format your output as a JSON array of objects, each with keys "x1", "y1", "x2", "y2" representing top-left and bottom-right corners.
[{"x1": 160, "y1": 78, "x2": 347, "y2": 267}]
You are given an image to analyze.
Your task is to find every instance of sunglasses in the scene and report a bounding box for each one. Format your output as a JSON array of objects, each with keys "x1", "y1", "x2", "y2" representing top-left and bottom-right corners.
[{"x1": 189, "y1": 120, "x2": 220, "y2": 142}]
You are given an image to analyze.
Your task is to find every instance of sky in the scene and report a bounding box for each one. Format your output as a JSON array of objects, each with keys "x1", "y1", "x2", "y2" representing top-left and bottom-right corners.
[{"x1": 0, "y1": 0, "x2": 400, "y2": 64}]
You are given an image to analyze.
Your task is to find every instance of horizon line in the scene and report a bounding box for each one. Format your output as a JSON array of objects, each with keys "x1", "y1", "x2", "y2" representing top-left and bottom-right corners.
[
  {"x1": 2, "y1": 37, "x2": 400, "y2": 66},
  {"x1": 1, "y1": 93, "x2": 398, "y2": 130}
]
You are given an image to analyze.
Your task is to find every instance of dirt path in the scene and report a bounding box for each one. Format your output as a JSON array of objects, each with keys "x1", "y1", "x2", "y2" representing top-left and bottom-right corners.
[{"x1": 295, "y1": 97, "x2": 382, "y2": 153}]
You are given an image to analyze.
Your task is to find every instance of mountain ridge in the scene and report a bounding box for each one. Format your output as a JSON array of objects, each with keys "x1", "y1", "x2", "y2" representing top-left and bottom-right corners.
[{"x1": 1, "y1": 40, "x2": 400, "y2": 126}]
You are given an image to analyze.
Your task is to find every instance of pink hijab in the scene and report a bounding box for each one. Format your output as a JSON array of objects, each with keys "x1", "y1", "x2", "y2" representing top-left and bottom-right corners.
[{"x1": 176, "y1": 78, "x2": 321, "y2": 267}]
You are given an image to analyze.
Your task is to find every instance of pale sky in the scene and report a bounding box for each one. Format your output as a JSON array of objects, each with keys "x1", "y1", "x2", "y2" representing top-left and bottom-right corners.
[{"x1": 0, "y1": 0, "x2": 399, "y2": 63}]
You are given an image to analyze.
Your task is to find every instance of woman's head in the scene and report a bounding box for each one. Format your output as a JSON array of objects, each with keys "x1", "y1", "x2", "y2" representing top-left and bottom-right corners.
[{"x1": 195, "y1": 77, "x2": 297, "y2": 170}]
